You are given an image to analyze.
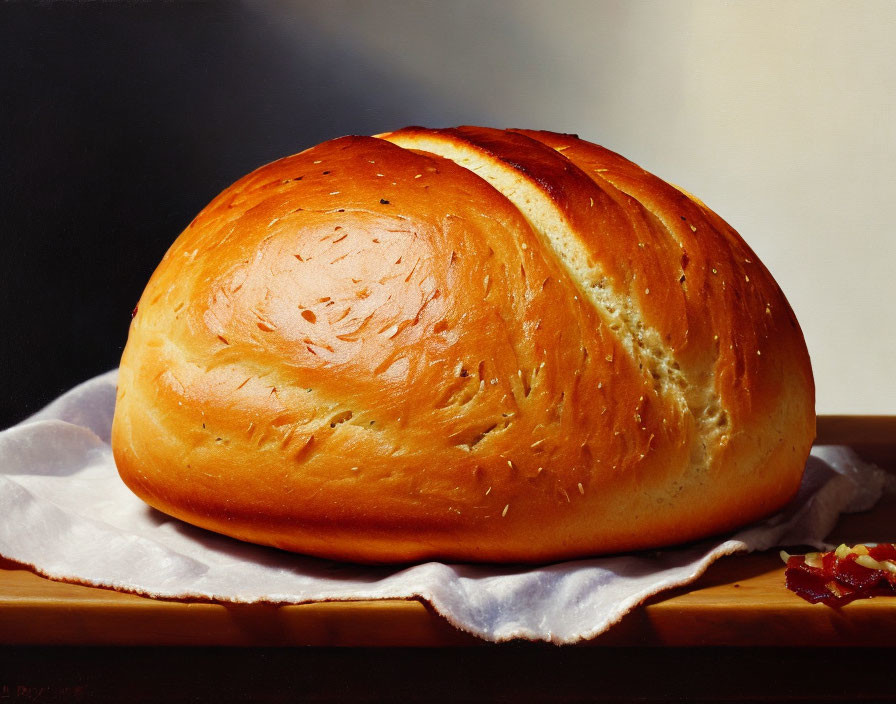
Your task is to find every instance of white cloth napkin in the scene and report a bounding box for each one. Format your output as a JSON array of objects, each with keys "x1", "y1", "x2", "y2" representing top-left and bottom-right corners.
[{"x1": 1, "y1": 370, "x2": 892, "y2": 644}]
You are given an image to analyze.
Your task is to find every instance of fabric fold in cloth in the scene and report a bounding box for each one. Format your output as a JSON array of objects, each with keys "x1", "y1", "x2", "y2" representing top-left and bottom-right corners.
[{"x1": 1, "y1": 370, "x2": 892, "y2": 644}]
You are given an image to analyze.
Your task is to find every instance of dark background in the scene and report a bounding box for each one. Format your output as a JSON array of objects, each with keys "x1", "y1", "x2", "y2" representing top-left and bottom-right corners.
[
  {"x1": 1, "y1": 2, "x2": 486, "y2": 428},
  {"x1": 5, "y1": 2, "x2": 892, "y2": 425}
]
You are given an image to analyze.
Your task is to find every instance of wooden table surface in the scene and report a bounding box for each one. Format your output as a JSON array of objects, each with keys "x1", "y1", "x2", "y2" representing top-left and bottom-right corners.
[
  {"x1": 1, "y1": 416, "x2": 894, "y2": 702},
  {"x1": 1, "y1": 415, "x2": 894, "y2": 649}
]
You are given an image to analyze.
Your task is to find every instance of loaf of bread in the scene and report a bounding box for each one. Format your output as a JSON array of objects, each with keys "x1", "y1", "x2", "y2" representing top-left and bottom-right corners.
[{"x1": 111, "y1": 126, "x2": 815, "y2": 563}]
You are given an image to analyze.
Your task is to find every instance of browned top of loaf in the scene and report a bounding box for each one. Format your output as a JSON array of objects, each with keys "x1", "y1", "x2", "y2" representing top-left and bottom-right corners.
[{"x1": 111, "y1": 127, "x2": 815, "y2": 563}]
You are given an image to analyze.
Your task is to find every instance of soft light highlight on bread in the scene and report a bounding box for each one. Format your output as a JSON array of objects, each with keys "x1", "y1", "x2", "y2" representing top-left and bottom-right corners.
[{"x1": 111, "y1": 127, "x2": 815, "y2": 563}]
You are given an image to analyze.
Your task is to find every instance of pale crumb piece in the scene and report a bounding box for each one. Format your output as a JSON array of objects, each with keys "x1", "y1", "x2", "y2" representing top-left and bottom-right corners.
[
  {"x1": 713, "y1": 334, "x2": 719, "y2": 341},
  {"x1": 577, "y1": 482, "x2": 584, "y2": 495},
  {"x1": 539, "y1": 361, "x2": 546, "y2": 369},
  {"x1": 414, "y1": 174, "x2": 422, "y2": 178},
  {"x1": 521, "y1": 242, "x2": 528, "y2": 250},
  {"x1": 537, "y1": 467, "x2": 543, "y2": 475},
  {"x1": 507, "y1": 459, "x2": 515, "y2": 470},
  {"x1": 502, "y1": 504, "x2": 509, "y2": 517},
  {"x1": 744, "y1": 258, "x2": 752, "y2": 264},
  {"x1": 757, "y1": 350, "x2": 762, "y2": 356},
  {"x1": 313, "y1": 160, "x2": 322, "y2": 164},
  {"x1": 645, "y1": 288, "x2": 650, "y2": 295},
  {"x1": 638, "y1": 242, "x2": 645, "y2": 249},
  {"x1": 597, "y1": 381, "x2": 603, "y2": 389},
  {"x1": 485, "y1": 486, "x2": 492, "y2": 496},
  {"x1": 590, "y1": 197, "x2": 594, "y2": 207},
  {"x1": 376, "y1": 173, "x2": 384, "y2": 177},
  {"x1": 530, "y1": 439, "x2": 544, "y2": 449},
  {"x1": 712, "y1": 268, "x2": 718, "y2": 275},
  {"x1": 350, "y1": 467, "x2": 358, "y2": 472},
  {"x1": 690, "y1": 224, "x2": 697, "y2": 232},
  {"x1": 605, "y1": 354, "x2": 614, "y2": 362},
  {"x1": 601, "y1": 407, "x2": 607, "y2": 415},
  {"x1": 765, "y1": 305, "x2": 772, "y2": 315},
  {"x1": 745, "y1": 274, "x2": 750, "y2": 282},
  {"x1": 562, "y1": 488, "x2": 571, "y2": 503},
  {"x1": 490, "y1": 378, "x2": 499, "y2": 385},
  {"x1": 329, "y1": 191, "x2": 340, "y2": 195}
]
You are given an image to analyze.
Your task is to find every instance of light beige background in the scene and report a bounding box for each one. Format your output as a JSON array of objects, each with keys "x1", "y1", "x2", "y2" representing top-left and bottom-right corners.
[{"x1": 262, "y1": 0, "x2": 895, "y2": 414}]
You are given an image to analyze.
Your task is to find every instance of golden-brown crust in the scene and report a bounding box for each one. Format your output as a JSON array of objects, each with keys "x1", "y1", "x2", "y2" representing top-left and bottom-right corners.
[{"x1": 111, "y1": 128, "x2": 815, "y2": 563}]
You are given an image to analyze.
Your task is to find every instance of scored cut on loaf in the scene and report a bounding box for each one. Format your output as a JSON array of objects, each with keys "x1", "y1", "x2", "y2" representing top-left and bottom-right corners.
[{"x1": 111, "y1": 126, "x2": 815, "y2": 564}]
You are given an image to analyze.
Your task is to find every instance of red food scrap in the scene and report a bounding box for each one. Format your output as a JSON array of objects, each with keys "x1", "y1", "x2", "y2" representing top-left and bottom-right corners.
[{"x1": 782, "y1": 543, "x2": 896, "y2": 607}]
